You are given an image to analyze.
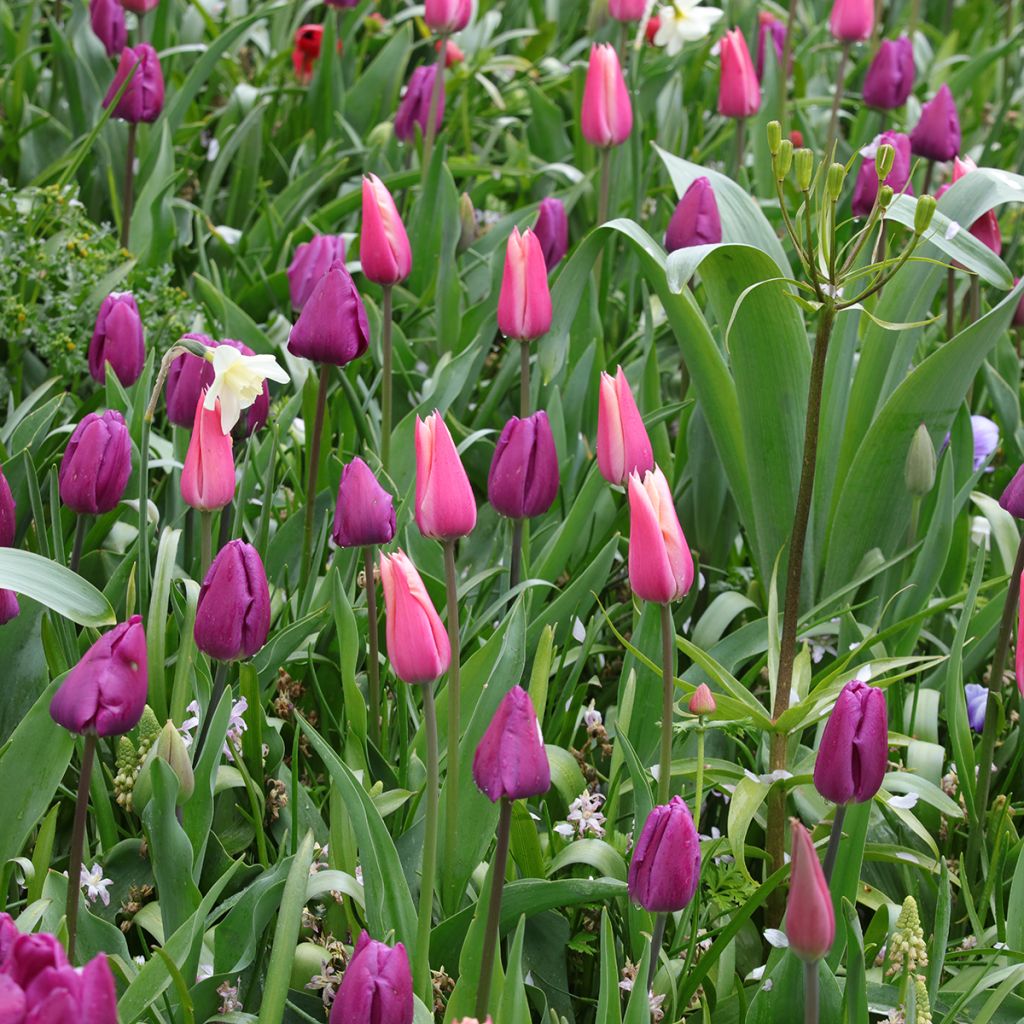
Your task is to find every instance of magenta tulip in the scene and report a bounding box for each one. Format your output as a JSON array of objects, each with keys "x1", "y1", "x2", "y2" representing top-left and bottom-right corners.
[
  {"x1": 88, "y1": 291, "x2": 145, "y2": 386},
  {"x1": 756, "y1": 12, "x2": 786, "y2": 81},
  {"x1": 103, "y1": 43, "x2": 164, "y2": 123},
  {"x1": 533, "y1": 197, "x2": 569, "y2": 270},
  {"x1": 288, "y1": 259, "x2": 370, "y2": 366},
  {"x1": 627, "y1": 467, "x2": 694, "y2": 603},
  {"x1": 288, "y1": 235, "x2": 346, "y2": 311},
  {"x1": 597, "y1": 366, "x2": 654, "y2": 485},
  {"x1": 181, "y1": 391, "x2": 235, "y2": 512},
  {"x1": 89, "y1": 0, "x2": 126, "y2": 56},
  {"x1": 627, "y1": 796, "x2": 701, "y2": 911},
  {"x1": 472, "y1": 685, "x2": 551, "y2": 801},
  {"x1": 812, "y1": 678, "x2": 888, "y2": 805},
  {"x1": 0, "y1": 465, "x2": 15, "y2": 548},
  {"x1": 948, "y1": 157, "x2": 1002, "y2": 254},
  {"x1": 22, "y1": 954, "x2": 118, "y2": 1023},
  {"x1": 424, "y1": 0, "x2": 471, "y2": 33},
  {"x1": 850, "y1": 131, "x2": 912, "y2": 217},
  {"x1": 332, "y1": 457, "x2": 396, "y2": 548},
  {"x1": 3, "y1": 932, "x2": 67, "y2": 989},
  {"x1": 395, "y1": 65, "x2": 444, "y2": 142},
  {"x1": 862, "y1": 36, "x2": 915, "y2": 110},
  {"x1": 0, "y1": 975, "x2": 25, "y2": 1022},
  {"x1": 329, "y1": 932, "x2": 413, "y2": 1024},
  {"x1": 59, "y1": 410, "x2": 133, "y2": 516},
  {"x1": 828, "y1": 0, "x2": 873, "y2": 41},
  {"x1": 360, "y1": 174, "x2": 412, "y2": 285},
  {"x1": 718, "y1": 28, "x2": 760, "y2": 118},
  {"x1": 910, "y1": 84, "x2": 960, "y2": 162},
  {"x1": 580, "y1": 44, "x2": 632, "y2": 148},
  {"x1": 194, "y1": 540, "x2": 270, "y2": 661},
  {"x1": 999, "y1": 464, "x2": 1024, "y2": 519},
  {"x1": 488, "y1": 411, "x2": 559, "y2": 519},
  {"x1": 380, "y1": 550, "x2": 451, "y2": 684},
  {"x1": 0, "y1": 590, "x2": 19, "y2": 626},
  {"x1": 415, "y1": 412, "x2": 477, "y2": 541},
  {"x1": 497, "y1": 227, "x2": 552, "y2": 340},
  {"x1": 119, "y1": 0, "x2": 159, "y2": 12},
  {"x1": 665, "y1": 176, "x2": 722, "y2": 251},
  {"x1": 609, "y1": 0, "x2": 646, "y2": 20},
  {"x1": 785, "y1": 822, "x2": 835, "y2": 961}
]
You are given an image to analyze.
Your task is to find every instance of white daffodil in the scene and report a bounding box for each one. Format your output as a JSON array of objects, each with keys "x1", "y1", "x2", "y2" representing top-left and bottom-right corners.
[
  {"x1": 204, "y1": 345, "x2": 290, "y2": 434},
  {"x1": 653, "y1": 0, "x2": 723, "y2": 56}
]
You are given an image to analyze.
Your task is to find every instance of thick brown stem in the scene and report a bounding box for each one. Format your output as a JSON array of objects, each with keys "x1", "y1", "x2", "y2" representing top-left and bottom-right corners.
[
  {"x1": 65, "y1": 732, "x2": 97, "y2": 962},
  {"x1": 301, "y1": 364, "x2": 331, "y2": 590},
  {"x1": 475, "y1": 797, "x2": 512, "y2": 1019}
]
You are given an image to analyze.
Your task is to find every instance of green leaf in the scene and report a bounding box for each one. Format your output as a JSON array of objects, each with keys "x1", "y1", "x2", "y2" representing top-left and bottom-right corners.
[
  {"x1": 0, "y1": 548, "x2": 115, "y2": 627},
  {"x1": 548, "y1": 839, "x2": 627, "y2": 882},
  {"x1": 145, "y1": 526, "x2": 180, "y2": 722},
  {"x1": 596, "y1": 909, "x2": 623, "y2": 1024},
  {"x1": 497, "y1": 916, "x2": 531, "y2": 1024},
  {"x1": 842, "y1": 898, "x2": 869, "y2": 1024},
  {"x1": 726, "y1": 776, "x2": 771, "y2": 878}
]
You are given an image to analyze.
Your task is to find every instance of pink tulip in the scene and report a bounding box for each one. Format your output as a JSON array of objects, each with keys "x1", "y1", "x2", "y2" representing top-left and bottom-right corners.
[
  {"x1": 785, "y1": 821, "x2": 835, "y2": 961},
  {"x1": 424, "y1": 0, "x2": 471, "y2": 33},
  {"x1": 380, "y1": 550, "x2": 451, "y2": 684},
  {"x1": 360, "y1": 174, "x2": 412, "y2": 285},
  {"x1": 181, "y1": 391, "x2": 235, "y2": 512},
  {"x1": 1017, "y1": 585, "x2": 1024, "y2": 697},
  {"x1": 609, "y1": 0, "x2": 646, "y2": 21},
  {"x1": 718, "y1": 28, "x2": 760, "y2": 119},
  {"x1": 497, "y1": 228, "x2": 552, "y2": 340},
  {"x1": 415, "y1": 412, "x2": 477, "y2": 540},
  {"x1": 597, "y1": 366, "x2": 654, "y2": 485},
  {"x1": 119, "y1": 0, "x2": 159, "y2": 11},
  {"x1": 688, "y1": 683, "x2": 717, "y2": 715},
  {"x1": 950, "y1": 157, "x2": 1002, "y2": 255},
  {"x1": 829, "y1": 0, "x2": 873, "y2": 42},
  {"x1": 580, "y1": 44, "x2": 632, "y2": 149},
  {"x1": 627, "y1": 467, "x2": 694, "y2": 603}
]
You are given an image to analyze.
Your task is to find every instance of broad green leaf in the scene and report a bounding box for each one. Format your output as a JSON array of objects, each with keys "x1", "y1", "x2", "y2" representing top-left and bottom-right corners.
[{"x1": 0, "y1": 548, "x2": 115, "y2": 626}]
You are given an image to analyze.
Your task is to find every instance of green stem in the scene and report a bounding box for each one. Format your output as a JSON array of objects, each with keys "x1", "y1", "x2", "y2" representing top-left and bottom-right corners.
[
  {"x1": 519, "y1": 338, "x2": 530, "y2": 419},
  {"x1": 475, "y1": 796, "x2": 513, "y2": 1019},
  {"x1": 121, "y1": 123, "x2": 137, "y2": 249},
  {"x1": 416, "y1": 681, "x2": 440, "y2": 1002},
  {"x1": 804, "y1": 959, "x2": 820, "y2": 1024},
  {"x1": 733, "y1": 117, "x2": 746, "y2": 180},
  {"x1": 422, "y1": 33, "x2": 448, "y2": 173},
  {"x1": 200, "y1": 510, "x2": 213, "y2": 578},
  {"x1": 825, "y1": 43, "x2": 850, "y2": 161},
  {"x1": 779, "y1": 0, "x2": 796, "y2": 130},
  {"x1": 381, "y1": 285, "x2": 393, "y2": 475},
  {"x1": 65, "y1": 731, "x2": 96, "y2": 963},
  {"x1": 70, "y1": 515, "x2": 88, "y2": 574},
  {"x1": 138, "y1": 416, "x2": 151, "y2": 618},
  {"x1": 193, "y1": 660, "x2": 230, "y2": 763},
  {"x1": 693, "y1": 727, "x2": 705, "y2": 832},
  {"x1": 597, "y1": 147, "x2": 611, "y2": 226},
  {"x1": 822, "y1": 802, "x2": 846, "y2": 883},
  {"x1": 365, "y1": 546, "x2": 381, "y2": 748},
  {"x1": 946, "y1": 267, "x2": 957, "y2": 338},
  {"x1": 509, "y1": 519, "x2": 524, "y2": 592},
  {"x1": 648, "y1": 911, "x2": 668, "y2": 990},
  {"x1": 442, "y1": 540, "x2": 461, "y2": 889},
  {"x1": 658, "y1": 602, "x2": 675, "y2": 804},
  {"x1": 301, "y1": 364, "x2": 331, "y2": 591}
]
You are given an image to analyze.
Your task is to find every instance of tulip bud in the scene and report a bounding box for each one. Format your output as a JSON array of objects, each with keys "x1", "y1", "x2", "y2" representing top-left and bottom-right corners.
[
  {"x1": 766, "y1": 120, "x2": 782, "y2": 156},
  {"x1": 580, "y1": 44, "x2": 632, "y2": 149},
  {"x1": 181, "y1": 391, "x2": 235, "y2": 512},
  {"x1": 458, "y1": 193, "x2": 478, "y2": 252},
  {"x1": 88, "y1": 291, "x2": 145, "y2": 385},
  {"x1": 380, "y1": 550, "x2": 450, "y2": 684},
  {"x1": 89, "y1": 0, "x2": 126, "y2": 56},
  {"x1": 904, "y1": 424, "x2": 936, "y2": 497},
  {"x1": 0, "y1": 589, "x2": 18, "y2": 626},
  {"x1": 497, "y1": 228, "x2": 552, "y2": 340},
  {"x1": 1002, "y1": 466, "x2": 1024, "y2": 519},
  {"x1": 288, "y1": 235, "x2": 347, "y2": 310},
  {"x1": 627, "y1": 796, "x2": 701, "y2": 911},
  {"x1": 775, "y1": 138, "x2": 793, "y2": 179},
  {"x1": 828, "y1": 0, "x2": 873, "y2": 42},
  {"x1": 665, "y1": 177, "x2": 722, "y2": 252},
  {"x1": 596, "y1": 366, "x2": 655, "y2": 485},
  {"x1": 288, "y1": 259, "x2": 370, "y2": 367},
  {"x1": 812, "y1": 678, "x2": 888, "y2": 804},
  {"x1": 165, "y1": 333, "x2": 216, "y2": 427},
  {"x1": 688, "y1": 683, "x2": 717, "y2": 716},
  {"x1": 329, "y1": 932, "x2": 413, "y2": 1024},
  {"x1": 0, "y1": 465, "x2": 16, "y2": 548},
  {"x1": 133, "y1": 719, "x2": 196, "y2": 811},
  {"x1": 361, "y1": 174, "x2": 412, "y2": 285},
  {"x1": 4, "y1": 931, "x2": 68, "y2": 989},
  {"x1": 909, "y1": 84, "x2": 960, "y2": 162},
  {"x1": 50, "y1": 616, "x2": 148, "y2": 737},
  {"x1": 609, "y1": 0, "x2": 646, "y2": 20},
  {"x1": 59, "y1": 410, "x2": 133, "y2": 516},
  {"x1": 862, "y1": 36, "x2": 915, "y2": 111},
  {"x1": 533, "y1": 197, "x2": 569, "y2": 271},
  {"x1": 394, "y1": 65, "x2": 444, "y2": 143},
  {"x1": 333, "y1": 457, "x2": 397, "y2": 547},
  {"x1": 756, "y1": 14, "x2": 787, "y2": 82},
  {"x1": 1018, "y1": 589, "x2": 1024, "y2": 698},
  {"x1": 424, "y1": 0, "x2": 471, "y2": 32},
  {"x1": 785, "y1": 821, "x2": 835, "y2": 961},
  {"x1": 826, "y1": 162, "x2": 846, "y2": 202},
  {"x1": 949, "y1": 157, "x2": 1002, "y2": 254},
  {"x1": 194, "y1": 540, "x2": 271, "y2": 661},
  {"x1": 627, "y1": 467, "x2": 695, "y2": 604},
  {"x1": 415, "y1": 412, "x2": 477, "y2": 540},
  {"x1": 472, "y1": 685, "x2": 551, "y2": 801},
  {"x1": 718, "y1": 28, "x2": 760, "y2": 119},
  {"x1": 794, "y1": 148, "x2": 813, "y2": 191},
  {"x1": 0, "y1": 975, "x2": 25, "y2": 1020},
  {"x1": 103, "y1": 43, "x2": 165, "y2": 123},
  {"x1": 488, "y1": 412, "x2": 559, "y2": 520}
]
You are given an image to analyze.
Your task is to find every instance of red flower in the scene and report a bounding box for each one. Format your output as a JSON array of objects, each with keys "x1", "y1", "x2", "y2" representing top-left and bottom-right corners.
[{"x1": 291, "y1": 24, "x2": 342, "y2": 84}]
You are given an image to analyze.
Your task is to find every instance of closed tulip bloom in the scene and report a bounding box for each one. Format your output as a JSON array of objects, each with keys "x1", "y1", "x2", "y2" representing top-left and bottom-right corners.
[
  {"x1": 292, "y1": 24, "x2": 325, "y2": 84},
  {"x1": 361, "y1": 174, "x2": 412, "y2": 285},
  {"x1": 488, "y1": 412, "x2": 559, "y2": 520},
  {"x1": 288, "y1": 234, "x2": 346, "y2": 310},
  {"x1": 22, "y1": 954, "x2": 118, "y2": 1023},
  {"x1": 0, "y1": 975, "x2": 25, "y2": 1022},
  {"x1": 665, "y1": 176, "x2": 722, "y2": 251},
  {"x1": 756, "y1": 12, "x2": 786, "y2": 81},
  {"x1": 597, "y1": 367, "x2": 654, "y2": 485},
  {"x1": 90, "y1": 0, "x2": 126, "y2": 56},
  {"x1": 999, "y1": 464, "x2": 1024, "y2": 518},
  {"x1": 58, "y1": 410, "x2": 132, "y2": 516},
  {"x1": 88, "y1": 291, "x2": 145, "y2": 385},
  {"x1": 609, "y1": 0, "x2": 646, "y2": 21},
  {"x1": 718, "y1": 28, "x2": 760, "y2": 118},
  {"x1": 497, "y1": 228, "x2": 552, "y2": 340},
  {"x1": 1014, "y1": 280, "x2": 1024, "y2": 328},
  {"x1": 425, "y1": 0, "x2": 471, "y2": 33},
  {"x1": 1018, "y1": 589, "x2": 1024, "y2": 697},
  {"x1": 181, "y1": 392, "x2": 235, "y2": 512},
  {"x1": 0, "y1": 590, "x2": 19, "y2": 626},
  {"x1": 850, "y1": 131, "x2": 912, "y2": 217},
  {"x1": 380, "y1": 550, "x2": 450, "y2": 684},
  {"x1": 785, "y1": 822, "x2": 835, "y2": 961},
  {"x1": 862, "y1": 36, "x2": 915, "y2": 109},
  {"x1": 472, "y1": 685, "x2": 551, "y2": 801},
  {"x1": 50, "y1": 616, "x2": 147, "y2": 737},
  {"x1": 812, "y1": 678, "x2": 888, "y2": 804},
  {"x1": 627, "y1": 467, "x2": 694, "y2": 603},
  {"x1": 534, "y1": 198, "x2": 569, "y2": 270},
  {"x1": 828, "y1": 0, "x2": 873, "y2": 41},
  {"x1": 950, "y1": 157, "x2": 1002, "y2": 255},
  {"x1": 329, "y1": 932, "x2": 413, "y2": 1024},
  {"x1": 288, "y1": 259, "x2": 370, "y2": 366},
  {"x1": 395, "y1": 65, "x2": 444, "y2": 142},
  {"x1": 581, "y1": 44, "x2": 632, "y2": 149},
  {"x1": 909, "y1": 84, "x2": 960, "y2": 162},
  {"x1": 688, "y1": 682, "x2": 717, "y2": 715},
  {"x1": 332, "y1": 457, "x2": 396, "y2": 548},
  {"x1": 4, "y1": 932, "x2": 67, "y2": 989},
  {"x1": 103, "y1": 44, "x2": 165, "y2": 123},
  {"x1": 194, "y1": 540, "x2": 271, "y2": 661},
  {"x1": 627, "y1": 796, "x2": 701, "y2": 911},
  {"x1": 119, "y1": 0, "x2": 159, "y2": 12},
  {"x1": 415, "y1": 412, "x2": 477, "y2": 540},
  {"x1": 0, "y1": 466, "x2": 15, "y2": 548}
]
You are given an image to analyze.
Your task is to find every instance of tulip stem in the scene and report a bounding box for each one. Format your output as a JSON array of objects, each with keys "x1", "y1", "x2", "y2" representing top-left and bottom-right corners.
[
  {"x1": 693, "y1": 725, "x2": 705, "y2": 832},
  {"x1": 779, "y1": 0, "x2": 797, "y2": 130},
  {"x1": 476, "y1": 796, "x2": 513, "y2": 1020},
  {"x1": 658, "y1": 602, "x2": 675, "y2": 804},
  {"x1": 364, "y1": 546, "x2": 382, "y2": 749},
  {"x1": 519, "y1": 338, "x2": 530, "y2": 419},
  {"x1": 804, "y1": 959, "x2": 820, "y2": 1024},
  {"x1": 423, "y1": 32, "x2": 448, "y2": 174},
  {"x1": 509, "y1": 519, "x2": 524, "y2": 592},
  {"x1": 442, "y1": 539, "x2": 461, "y2": 891},
  {"x1": 301, "y1": 364, "x2": 331, "y2": 592},
  {"x1": 70, "y1": 515, "x2": 87, "y2": 574},
  {"x1": 65, "y1": 731, "x2": 96, "y2": 963},
  {"x1": 200, "y1": 510, "x2": 213, "y2": 578},
  {"x1": 381, "y1": 284, "x2": 393, "y2": 475},
  {"x1": 194, "y1": 660, "x2": 229, "y2": 763},
  {"x1": 138, "y1": 415, "x2": 151, "y2": 617},
  {"x1": 416, "y1": 681, "x2": 440, "y2": 1003},
  {"x1": 121, "y1": 123, "x2": 137, "y2": 249},
  {"x1": 922, "y1": 159, "x2": 934, "y2": 196},
  {"x1": 733, "y1": 118, "x2": 745, "y2": 180},
  {"x1": 825, "y1": 43, "x2": 850, "y2": 162},
  {"x1": 594, "y1": 148, "x2": 612, "y2": 293},
  {"x1": 648, "y1": 912, "x2": 667, "y2": 990},
  {"x1": 946, "y1": 267, "x2": 957, "y2": 338},
  {"x1": 822, "y1": 802, "x2": 846, "y2": 883}
]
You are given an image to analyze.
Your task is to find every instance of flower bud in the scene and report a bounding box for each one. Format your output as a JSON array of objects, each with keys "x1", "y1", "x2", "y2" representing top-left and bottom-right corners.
[
  {"x1": 4, "y1": 931, "x2": 68, "y2": 989},
  {"x1": 826, "y1": 162, "x2": 846, "y2": 202},
  {"x1": 395, "y1": 65, "x2": 444, "y2": 142},
  {"x1": 424, "y1": 0, "x2": 471, "y2": 33},
  {"x1": 580, "y1": 44, "x2": 632, "y2": 149},
  {"x1": 102, "y1": 43, "x2": 164, "y2": 123},
  {"x1": 89, "y1": 0, "x2": 126, "y2": 57},
  {"x1": 89, "y1": 291, "x2": 145, "y2": 386},
  {"x1": 627, "y1": 467, "x2": 694, "y2": 604},
  {"x1": 775, "y1": 138, "x2": 793, "y2": 178},
  {"x1": 766, "y1": 120, "x2": 782, "y2": 155},
  {"x1": 332, "y1": 457, "x2": 396, "y2": 548},
  {"x1": 609, "y1": 0, "x2": 646, "y2": 20},
  {"x1": 688, "y1": 683, "x2": 717, "y2": 716},
  {"x1": 904, "y1": 423, "x2": 936, "y2": 497},
  {"x1": 133, "y1": 719, "x2": 195, "y2": 811},
  {"x1": 50, "y1": 616, "x2": 148, "y2": 737},
  {"x1": 380, "y1": 550, "x2": 450, "y2": 684},
  {"x1": 288, "y1": 259, "x2": 370, "y2": 366},
  {"x1": 597, "y1": 366, "x2": 655, "y2": 485},
  {"x1": 472, "y1": 685, "x2": 551, "y2": 801},
  {"x1": 288, "y1": 235, "x2": 346, "y2": 310},
  {"x1": 0, "y1": 590, "x2": 19, "y2": 626},
  {"x1": 181, "y1": 391, "x2": 235, "y2": 512},
  {"x1": 785, "y1": 821, "x2": 835, "y2": 961},
  {"x1": 828, "y1": 0, "x2": 873, "y2": 42},
  {"x1": 878, "y1": 184, "x2": 894, "y2": 208},
  {"x1": 812, "y1": 678, "x2": 888, "y2": 805},
  {"x1": 329, "y1": 932, "x2": 413, "y2": 1024},
  {"x1": 965, "y1": 682, "x2": 988, "y2": 732},
  {"x1": 534, "y1": 197, "x2": 569, "y2": 271},
  {"x1": 458, "y1": 193, "x2": 478, "y2": 252},
  {"x1": 971, "y1": 414, "x2": 998, "y2": 471},
  {"x1": 59, "y1": 410, "x2": 133, "y2": 516},
  {"x1": 415, "y1": 412, "x2": 477, "y2": 540},
  {"x1": 497, "y1": 227, "x2": 552, "y2": 340},
  {"x1": 794, "y1": 148, "x2": 813, "y2": 191},
  {"x1": 488, "y1": 412, "x2": 559, "y2": 520},
  {"x1": 851, "y1": 131, "x2": 912, "y2": 218},
  {"x1": 627, "y1": 796, "x2": 701, "y2": 911},
  {"x1": 875, "y1": 143, "x2": 895, "y2": 181},
  {"x1": 909, "y1": 84, "x2": 960, "y2": 162},
  {"x1": 361, "y1": 174, "x2": 412, "y2": 285},
  {"x1": 194, "y1": 540, "x2": 271, "y2": 661},
  {"x1": 0, "y1": 465, "x2": 16, "y2": 548},
  {"x1": 665, "y1": 177, "x2": 722, "y2": 252},
  {"x1": 914, "y1": 194, "x2": 936, "y2": 235},
  {"x1": 1000, "y1": 464, "x2": 1024, "y2": 518},
  {"x1": 862, "y1": 36, "x2": 915, "y2": 111},
  {"x1": 756, "y1": 14, "x2": 787, "y2": 82},
  {"x1": 718, "y1": 28, "x2": 760, "y2": 119}
]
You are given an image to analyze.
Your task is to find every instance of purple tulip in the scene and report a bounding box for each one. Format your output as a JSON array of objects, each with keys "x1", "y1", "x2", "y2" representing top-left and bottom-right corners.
[
  {"x1": 862, "y1": 36, "x2": 915, "y2": 110},
  {"x1": 88, "y1": 292, "x2": 145, "y2": 386},
  {"x1": 0, "y1": 590, "x2": 19, "y2": 626},
  {"x1": 0, "y1": 974, "x2": 25, "y2": 1023},
  {"x1": 22, "y1": 954, "x2": 118, "y2": 1023},
  {"x1": 533, "y1": 198, "x2": 569, "y2": 270},
  {"x1": 103, "y1": 43, "x2": 165, "y2": 123},
  {"x1": 812, "y1": 678, "x2": 888, "y2": 805},
  {"x1": 50, "y1": 616, "x2": 148, "y2": 737},
  {"x1": 394, "y1": 65, "x2": 444, "y2": 143},
  {"x1": 332, "y1": 458, "x2": 396, "y2": 548},
  {"x1": 89, "y1": 0, "x2": 126, "y2": 56},
  {"x1": 3, "y1": 932, "x2": 68, "y2": 989},
  {"x1": 329, "y1": 932, "x2": 413, "y2": 1024},
  {"x1": 665, "y1": 177, "x2": 723, "y2": 252},
  {"x1": 194, "y1": 541, "x2": 271, "y2": 661},
  {"x1": 288, "y1": 234, "x2": 347, "y2": 311},
  {"x1": 627, "y1": 795, "x2": 702, "y2": 912},
  {"x1": 472, "y1": 685, "x2": 551, "y2": 802},
  {"x1": 965, "y1": 683, "x2": 988, "y2": 733},
  {"x1": 58, "y1": 410, "x2": 133, "y2": 516},
  {"x1": 850, "y1": 131, "x2": 913, "y2": 217},
  {"x1": 756, "y1": 13, "x2": 786, "y2": 82},
  {"x1": 0, "y1": 912, "x2": 18, "y2": 963},
  {"x1": 287, "y1": 259, "x2": 369, "y2": 366},
  {"x1": 0, "y1": 465, "x2": 15, "y2": 548},
  {"x1": 999, "y1": 464, "x2": 1024, "y2": 518},
  {"x1": 971, "y1": 414, "x2": 999, "y2": 471},
  {"x1": 488, "y1": 412, "x2": 559, "y2": 520},
  {"x1": 910, "y1": 84, "x2": 960, "y2": 162}
]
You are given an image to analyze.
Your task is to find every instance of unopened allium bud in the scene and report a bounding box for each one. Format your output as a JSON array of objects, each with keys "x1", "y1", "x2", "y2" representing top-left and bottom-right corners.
[
  {"x1": 767, "y1": 119, "x2": 782, "y2": 155},
  {"x1": 914, "y1": 194, "x2": 937, "y2": 235},
  {"x1": 458, "y1": 192, "x2": 477, "y2": 253},
  {"x1": 878, "y1": 184, "x2": 894, "y2": 208},
  {"x1": 776, "y1": 139, "x2": 793, "y2": 178},
  {"x1": 688, "y1": 683, "x2": 717, "y2": 716},
  {"x1": 875, "y1": 143, "x2": 896, "y2": 181},
  {"x1": 794, "y1": 148, "x2": 813, "y2": 191},
  {"x1": 905, "y1": 424, "x2": 936, "y2": 497},
  {"x1": 827, "y1": 162, "x2": 846, "y2": 202}
]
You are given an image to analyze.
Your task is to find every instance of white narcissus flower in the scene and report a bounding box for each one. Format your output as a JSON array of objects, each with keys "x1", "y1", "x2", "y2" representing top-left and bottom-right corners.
[
  {"x1": 653, "y1": 0, "x2": 723, "y2": 56},
  {"x1": 204, "y1": 345, "x2": 290, "y2": 434}
]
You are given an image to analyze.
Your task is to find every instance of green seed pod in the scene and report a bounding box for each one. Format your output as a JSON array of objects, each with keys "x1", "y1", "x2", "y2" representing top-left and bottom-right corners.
[
  {"x1": 458, "y1": 192, "x2": 477, "y2": 253},
  {"x1": 904, "y1": 423, "x2": 936, "y2": 497},
  {"x1": 826, "y1": 162, "x2": 846, "y2": 202},
  {"x1": 767, "y1": 120, "x2": 782, "y2": 156},
  {"x1": 794, "y1": 148, "x2": 814, "y2": 191},
  {"x1": 775, "y1": 139, "x2": 794, "y2": 179},
  {"x1": 878, "y1": 184, "x2": 894, "y2": 208},
  {"x1": 914, "y1": 194, "x2": 937, "y2": 235}
]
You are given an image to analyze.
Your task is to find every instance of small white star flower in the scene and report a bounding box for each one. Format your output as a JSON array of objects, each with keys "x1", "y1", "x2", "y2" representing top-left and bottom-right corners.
[{"x1": 80, "y1": 863, "x2": 113, "y2": 906}]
